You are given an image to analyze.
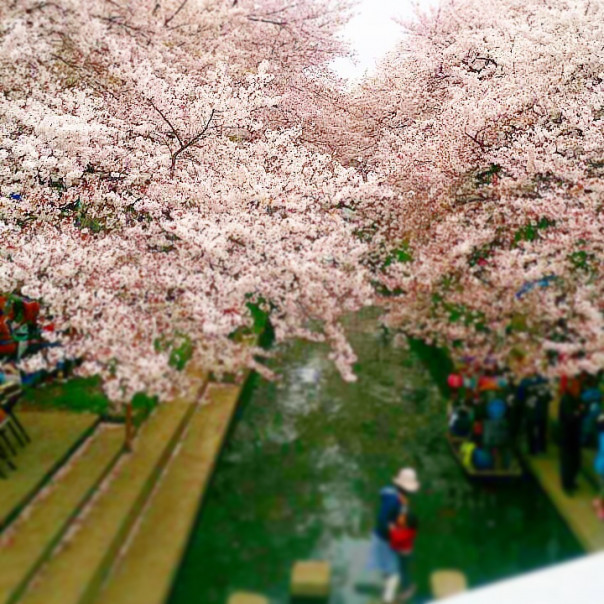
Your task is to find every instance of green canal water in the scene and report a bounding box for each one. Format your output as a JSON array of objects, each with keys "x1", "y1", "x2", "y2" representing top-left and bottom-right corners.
[{"x1": 170, "y1": 312, "x2": 582, "y2": 603}]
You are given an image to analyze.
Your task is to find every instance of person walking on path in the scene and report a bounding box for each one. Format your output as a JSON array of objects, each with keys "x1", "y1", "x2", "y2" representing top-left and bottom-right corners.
[
  {"x1": 592, "y1": 414, "x2": 604, "y2": 520},
  {"x1": 518, "y1": 376, "x2": 552, "y2": 455},
  {"x1": 559, "y1": 378, "x2": 585, "y2": 493},
  {"x1": 367, "y1": 468, "x2": 420, "y2": 603}
]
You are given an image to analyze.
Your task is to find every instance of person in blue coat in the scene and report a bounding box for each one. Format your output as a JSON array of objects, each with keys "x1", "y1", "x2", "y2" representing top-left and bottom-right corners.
[
  {"x1": 367, "y1": 468, "x2": 420, "y2": 603},
  {"x1": 580, "y1": 385, "x2": 602, "y2": 445},
  {"x1": 593, "y1": 415, "x2": 604, "y2": 520}
]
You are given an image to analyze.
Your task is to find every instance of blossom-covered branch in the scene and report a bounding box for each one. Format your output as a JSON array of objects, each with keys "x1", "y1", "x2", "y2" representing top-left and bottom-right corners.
[
  {"x1": 347, "y1": 0, "x2": 604, "y2": 377},
  {"x1": 0, "y1": 0, "x2": 370, "y2": 404}
]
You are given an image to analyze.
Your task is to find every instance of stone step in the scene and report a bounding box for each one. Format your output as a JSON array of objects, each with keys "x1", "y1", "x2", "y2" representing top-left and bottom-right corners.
[
  {"x1": 18, "y1": 384, "x2": 204, "y2": 604},
  {"x1": 0, "y1": 426, "x2": 123, "y2": 604},
  {"x1": 430, "y1": 570, "x2": 468, "y2": 599},
  {"x1": 291, "y1": 560, "x2": 331, "y2": 600},
  {"x1": 228, "y1": 593, "x2": 269, "y2": 604},
  {"x1": 0, "y1": 411, "x2": 99, "y2": 531},
  {"x1": 93, "y1": 382, "x2": 246, "y2": 604}
]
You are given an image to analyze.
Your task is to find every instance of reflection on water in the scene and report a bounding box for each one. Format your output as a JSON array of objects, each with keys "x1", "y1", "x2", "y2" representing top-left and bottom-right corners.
[{"x1": 170, "y1": 311, "x2": 582, "y2": 603}]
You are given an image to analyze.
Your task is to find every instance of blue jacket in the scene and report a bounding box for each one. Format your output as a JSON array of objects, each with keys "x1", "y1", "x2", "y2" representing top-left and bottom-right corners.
[
  {"x1": 595, "y1": 433, "x2": 604, "y2": 477},
  {"x1": 374, "y1": 486, "x2": 405, "y2": 541}
]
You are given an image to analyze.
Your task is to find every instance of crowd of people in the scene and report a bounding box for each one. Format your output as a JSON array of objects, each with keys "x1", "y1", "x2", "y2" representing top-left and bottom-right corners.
[
  {"x1": 0, "y1": 294, "x2": 64, "y2": 387},
  {"x1": 0, "y1": 295, "x2": 41, "y2": 358},
  {"x1": 446, "y1": 362, "x2": 604, "y2": 516},
  {"x1": 368, "y1": 366, "x2": 604, "y2": 604}
]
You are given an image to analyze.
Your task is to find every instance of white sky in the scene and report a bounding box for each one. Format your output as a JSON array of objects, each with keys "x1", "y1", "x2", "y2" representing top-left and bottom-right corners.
[{"x1": 331, "y1": 0, "x2": 438, "y2": 81}]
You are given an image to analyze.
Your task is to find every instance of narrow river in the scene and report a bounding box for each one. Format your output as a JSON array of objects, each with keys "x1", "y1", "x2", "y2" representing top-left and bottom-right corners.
[{"x1": 170, "y1": 310, "x2": 582, "y2": 603}]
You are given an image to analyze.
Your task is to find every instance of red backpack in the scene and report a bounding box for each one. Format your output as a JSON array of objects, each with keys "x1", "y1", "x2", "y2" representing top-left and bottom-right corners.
[{"x1": 389, "y1": 526, "x2": 417, "y2": 553}]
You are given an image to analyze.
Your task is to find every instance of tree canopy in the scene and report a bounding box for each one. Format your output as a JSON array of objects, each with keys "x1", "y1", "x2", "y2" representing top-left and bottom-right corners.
[
  {"x1": 351, "y1": 0, "x2": 604, "y2": 378},
  {"x1": 1, "y1": 0, "x2": 602, "y2": 403}
]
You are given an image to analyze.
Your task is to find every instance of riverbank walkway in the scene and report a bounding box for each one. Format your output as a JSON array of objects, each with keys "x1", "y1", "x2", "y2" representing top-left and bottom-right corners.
[
  {"x1": 524, "y1": 449, "x2": 604, "y2": 553},
  {"x1": 0, "y1": 369, "x2": 249, "y2": 604},
  {"x1": 521, "y1": 395, "x2": 604, "y2": 553},
  {"x1": 94, "y1": 382, "x2": 245, "y2": 604},
  {"x1": 0, "y1": 422, "x2": 123, "y2": 604},
  {"x1": 0, "y1": 411, "x2": 98, "y2": 531}
]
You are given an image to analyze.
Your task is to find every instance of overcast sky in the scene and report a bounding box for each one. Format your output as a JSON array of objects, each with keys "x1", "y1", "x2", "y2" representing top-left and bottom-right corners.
[{"x1": 331, "y1": 0, "x2": 437, "y2": 81}]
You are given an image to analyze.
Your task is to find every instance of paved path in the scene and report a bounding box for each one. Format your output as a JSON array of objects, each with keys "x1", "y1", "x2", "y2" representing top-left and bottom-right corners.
[
  {"x1": 94, "y1": 382, "x2": 245, "y2": 604},
  {"x1": 525, "y1": 449, "x2": 604, "y2": 553},
  {"x1": 19, "y1": 399, "x2": 195, "y2": 604},
  {"x1": 3, "y1": 361, "x2": 251, "y2": 604},
  {"x1": 0, "y1": 426, "x2": 123, "y2": 604},
  {"x1": 1, "y1": 411, "x2": 98, "y2": 530}
]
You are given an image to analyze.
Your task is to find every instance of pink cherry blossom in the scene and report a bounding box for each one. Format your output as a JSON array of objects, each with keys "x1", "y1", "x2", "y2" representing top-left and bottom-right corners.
[
  {"x1": 0, "y1": 0, "x2": 371, "y2": 404},
  {"x1": 345, "y1": 0, "x2": 603, "y2": 377}
]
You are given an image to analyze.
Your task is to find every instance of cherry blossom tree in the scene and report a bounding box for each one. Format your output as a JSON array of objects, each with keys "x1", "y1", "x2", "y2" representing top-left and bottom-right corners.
[
  {"x1": 0, "y1": 0, "x2": 372, "y2": 404},
  {"x1": 3, "y1": 0, "x2": 602, "y2": 406},
  {"x1": 349, "y1": 0, "x2": 604, "y2": 378}
]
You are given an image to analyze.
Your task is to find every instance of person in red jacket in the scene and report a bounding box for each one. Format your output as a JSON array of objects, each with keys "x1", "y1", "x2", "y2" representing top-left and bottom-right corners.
[
  {"x1": 389, "y1": 511, "x2": 419, "y2": 601},
  {"x1": 0, "y1": 316, "x2": 17, "y2": 358}
]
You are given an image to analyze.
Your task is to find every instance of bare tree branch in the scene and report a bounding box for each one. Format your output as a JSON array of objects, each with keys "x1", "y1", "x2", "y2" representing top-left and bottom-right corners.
[
  {"x1": 464, "y1": 128, "x2": 487, "y2": 150},
  {"x1": 164, "y1": 0, "x2": 189, "y2": 27},
  {"x1": 171, "y1": 109, "x2": 216, "y2": 170},
  {"x1": 148, "y1": 99, "x2": 184, "y2": 147},
  {"x1": 247, "y1": 16, "x2": 287, "y2": 26},
  {"x1": 168, "y1": 109, "x2": 216, "y2": 177},
  {"x1": 148, "y1": 100, "x2": 216, "y2": 177}
]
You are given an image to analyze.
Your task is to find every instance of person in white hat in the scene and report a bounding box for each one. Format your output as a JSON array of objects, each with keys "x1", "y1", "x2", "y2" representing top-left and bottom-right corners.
[
  {"x1": 367, "y1": 468, "x2": 420, "y2": 603},
  {"x1": 393, "y1": 468, "x2": 420, "y2": 494}
]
